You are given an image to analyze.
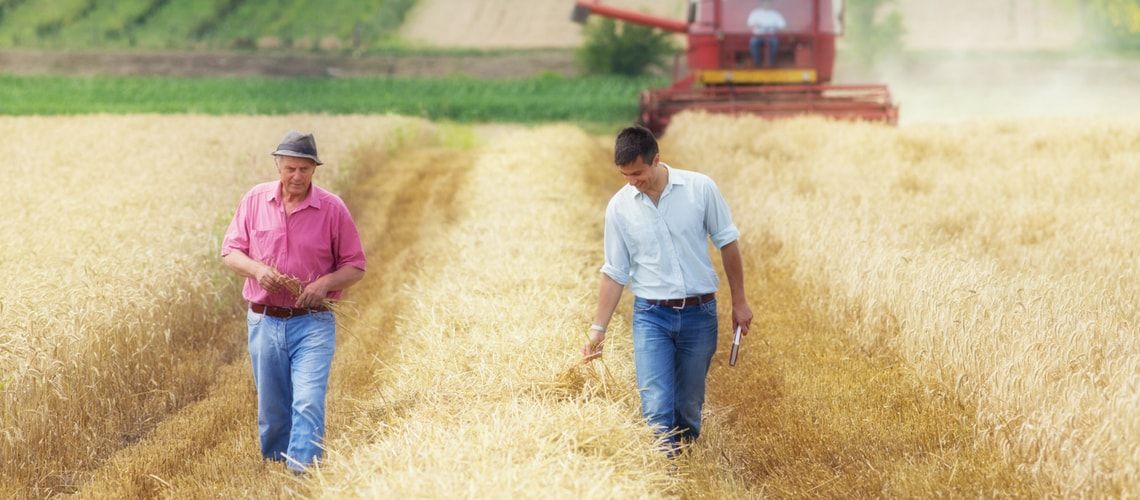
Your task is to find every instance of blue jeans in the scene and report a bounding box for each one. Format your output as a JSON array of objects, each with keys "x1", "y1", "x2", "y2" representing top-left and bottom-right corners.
[
  {"x1": 750, "y1": 35, "x2": 779, "y2": 67},
  {"x1": 631, "y1": 297, "x2": 718, "y2": 448},
  {"x1": 247, "y1": 308, "x2": 336, "y2": 472}
]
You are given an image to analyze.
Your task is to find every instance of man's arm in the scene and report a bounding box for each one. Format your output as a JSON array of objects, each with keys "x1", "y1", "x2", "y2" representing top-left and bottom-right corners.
[
  {"x1": 223, "y1": 250, "x2": 299, "y2": 296},
  {"x1": 296, "y1": 265, "x2": 365, "y2": 308},
  {"x1": 720, "y1": 240, "x2": 754, "y2": 334},
  {"x1": 582, "y1": 274, "x2": 625, "y2": 362}
]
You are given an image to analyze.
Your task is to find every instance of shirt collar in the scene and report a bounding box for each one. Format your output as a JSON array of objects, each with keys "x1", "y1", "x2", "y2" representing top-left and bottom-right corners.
[
  {"x1": 632, "y1": 163, "x2": 685, "y2": 201},
  {"x1": 268, "y1": 182, "x2": 322, "y2": 210}
]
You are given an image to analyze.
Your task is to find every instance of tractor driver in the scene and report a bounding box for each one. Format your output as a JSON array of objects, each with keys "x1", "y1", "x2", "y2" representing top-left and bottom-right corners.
[{"x1": 748, "y1": 0, "x2": 786, "y2": 67}]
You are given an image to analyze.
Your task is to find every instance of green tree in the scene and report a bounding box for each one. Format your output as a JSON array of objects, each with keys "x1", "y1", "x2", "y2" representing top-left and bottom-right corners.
[
  {"x1": 1081, "y1": 0, "x2": 1140, "y2": 49},
  {"x1": 576, "y1": 17, "x2": 676, "y2": 77},
  {"x1": 844, "y1": 0, "x2": 905, "y2": 67}
]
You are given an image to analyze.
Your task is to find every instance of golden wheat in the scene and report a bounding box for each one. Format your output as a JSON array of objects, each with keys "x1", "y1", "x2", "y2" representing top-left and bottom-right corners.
[
  {"x1": 312, "y1": 126, "x2": 679, "y2": 497},
  {"x1": 0, "y1": 114, "x2": 433, "y2": 495},
  {"x1": 665, "y1": 113, "x2": 1140, "y2": 495},
  {"x1": 10, "y1": 113, "x2": 1127, "y2": 497}
]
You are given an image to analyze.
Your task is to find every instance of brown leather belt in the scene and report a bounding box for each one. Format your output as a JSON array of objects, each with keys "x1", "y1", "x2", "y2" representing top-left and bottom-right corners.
[
  {"x1": 250, "y1": 303, "x2": 328, "y2": 318},
  {"x1": 643, "y1": 293, "x2": 715, "y2": 309}
]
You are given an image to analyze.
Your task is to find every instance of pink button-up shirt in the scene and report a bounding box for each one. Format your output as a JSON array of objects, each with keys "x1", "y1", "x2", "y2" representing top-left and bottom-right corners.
[{"x1": 221, "y1": 181, "x2": 366, "y2": 308}]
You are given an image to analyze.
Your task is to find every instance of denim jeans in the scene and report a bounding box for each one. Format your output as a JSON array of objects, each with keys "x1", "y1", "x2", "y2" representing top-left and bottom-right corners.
[
  {"x1": 631, "y1": 297, "x2": 718, "y2": 447},
  {"x1": 750, "y1": 35, "x2": 779, "y2": 67},
  {"x1": 247, "y1": 308, "x2": 336, "y2": 472}
]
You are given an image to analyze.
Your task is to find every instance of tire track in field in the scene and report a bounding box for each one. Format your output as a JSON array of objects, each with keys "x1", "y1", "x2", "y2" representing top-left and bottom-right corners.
[{"x1": 75, "y1": 146, "x2": 471, "y2": 499}]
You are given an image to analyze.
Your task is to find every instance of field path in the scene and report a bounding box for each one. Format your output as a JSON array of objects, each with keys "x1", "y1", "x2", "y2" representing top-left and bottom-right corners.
[{"x1": 75, "y1": 146, "x2": 472, "y2": 499}]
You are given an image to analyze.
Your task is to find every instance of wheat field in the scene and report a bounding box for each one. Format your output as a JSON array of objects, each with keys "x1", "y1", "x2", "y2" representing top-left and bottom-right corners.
[
  {"x1": 0, "y1": 114, "x2": 434, "y2": 496},
  {"x1": 2, "y1": 113, "x2": 1137, "y2": 497},
  {"x1": 666, "y1": 113, "x2": 1140, "y2": 495}
]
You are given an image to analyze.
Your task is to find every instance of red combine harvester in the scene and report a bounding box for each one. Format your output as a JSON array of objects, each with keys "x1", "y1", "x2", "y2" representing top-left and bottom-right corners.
[{"x1": 572, "y1": 0, "x2": 899, "y2": 134}]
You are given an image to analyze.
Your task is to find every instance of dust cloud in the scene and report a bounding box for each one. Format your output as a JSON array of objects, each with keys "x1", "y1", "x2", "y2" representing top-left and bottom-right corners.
[
  {"x1": 837, "y1": 0, "x2": 1140, "y2": 125},
  {"x1": 839, "y1": 54, "x2": 1140, "y2": 125}
]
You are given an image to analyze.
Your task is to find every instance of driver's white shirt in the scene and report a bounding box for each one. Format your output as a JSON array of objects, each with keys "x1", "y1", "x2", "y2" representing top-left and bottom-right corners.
[{"x1": 747, "y1": 8, "x2": 787, "y2": 35}]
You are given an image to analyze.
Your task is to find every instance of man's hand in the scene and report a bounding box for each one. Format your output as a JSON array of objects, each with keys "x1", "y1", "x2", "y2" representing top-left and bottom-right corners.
[
  {"x1": 296, "y1": 277, "x2": 331, "y2": 308},
  {"x1": 733, "y1": 300, "x2": 754, "y2": 335},
  {"x1": 255, "y1": 265, "x2": 300, "y2": 296},
  {"x1": 581, "y1": 329, "x2": 605, "y2": 363}
]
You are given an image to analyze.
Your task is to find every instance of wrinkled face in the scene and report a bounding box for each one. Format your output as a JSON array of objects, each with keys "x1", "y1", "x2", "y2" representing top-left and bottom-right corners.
[
  {"x1": 617, "y1": 154, "x2": 660, "y2": 193},
  {"x1": 276, "y1": 155, "x2": 317, "y2": 198}
]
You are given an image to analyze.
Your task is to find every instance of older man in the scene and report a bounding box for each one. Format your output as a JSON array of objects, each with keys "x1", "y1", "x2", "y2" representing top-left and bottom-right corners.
[
  {"x1": 221, "y1": 131, "x2": 366, "y2": 473},
  {"x1": 583, "y1": 125, "x2": 752, "y2": 452}
]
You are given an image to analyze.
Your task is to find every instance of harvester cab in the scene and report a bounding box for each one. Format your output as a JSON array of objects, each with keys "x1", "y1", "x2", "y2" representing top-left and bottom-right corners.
[{"x1": 572, "y1": 0, "x2": 899, "y2": 134}]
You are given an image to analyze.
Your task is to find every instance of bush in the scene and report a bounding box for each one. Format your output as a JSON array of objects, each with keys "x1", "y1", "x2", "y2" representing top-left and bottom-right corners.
[
  {"x1": 1080, "y1": 0, "x2": 1140, "y2": 51},
  {"x1": 845, "y1": 0, "x2": 905, "y2": 67},
  {"x1": 576, "y1": 17, "x2": 675, "y2": 77}
]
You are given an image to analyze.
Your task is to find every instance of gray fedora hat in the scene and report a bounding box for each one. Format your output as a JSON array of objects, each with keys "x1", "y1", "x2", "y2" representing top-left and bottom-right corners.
[{"x1": 271, "y1": 130, "x2": 323, "y2": 165}]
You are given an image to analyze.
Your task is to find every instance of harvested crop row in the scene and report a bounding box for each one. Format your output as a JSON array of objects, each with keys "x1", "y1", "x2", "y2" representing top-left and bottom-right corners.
[
  {"x1": 665, "y1": 113, "x2": 1140, "y2": 495},
  {"x1": 313, "y1": 126, "x2": 678, "y2": 497}
]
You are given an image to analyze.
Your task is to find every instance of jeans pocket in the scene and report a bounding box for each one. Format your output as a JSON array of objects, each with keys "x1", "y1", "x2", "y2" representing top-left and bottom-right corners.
[
  {"x1": 633, "y1": 301, "x2": 656, "y2": 313},
  {"x1": 699, "y1": 300, "x2": 718, "y2": 318},
  {"x1": 247, "y1": 309, "x2": 264, "y2": 327}
]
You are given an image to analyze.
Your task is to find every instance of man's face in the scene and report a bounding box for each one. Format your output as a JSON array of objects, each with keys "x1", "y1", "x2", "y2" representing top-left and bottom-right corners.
[
  {"x1": 618, "y1": 154, "x2": 660, "y2": 193},
  {"x1": 276, "y1": 155, "x2": 317, "y2": 198}
]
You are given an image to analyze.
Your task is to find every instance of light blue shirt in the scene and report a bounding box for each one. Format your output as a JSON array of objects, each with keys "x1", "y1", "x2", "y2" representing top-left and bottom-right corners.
[{"x1": 601, "y1": 164, "x2": 740, "y2": 300}]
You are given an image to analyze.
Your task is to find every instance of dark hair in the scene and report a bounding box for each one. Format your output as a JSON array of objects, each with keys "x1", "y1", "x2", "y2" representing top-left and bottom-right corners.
[{"x1": 614, "y1": 125, "x2": 658, "y2": 166}]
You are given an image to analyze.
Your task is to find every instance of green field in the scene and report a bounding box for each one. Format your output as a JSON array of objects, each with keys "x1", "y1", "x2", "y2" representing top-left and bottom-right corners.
[
  {"x1": 0, "y1": 73, "x2": 664, "y2": 125},
  {"x1": 0, "y1": 0, "x2": 417, "y2": 49}
]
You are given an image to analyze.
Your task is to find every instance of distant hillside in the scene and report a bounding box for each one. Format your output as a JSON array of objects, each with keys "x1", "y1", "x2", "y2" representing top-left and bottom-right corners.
[{"x1": 0, "y1": 0, "x2": 416, "y2": 51}]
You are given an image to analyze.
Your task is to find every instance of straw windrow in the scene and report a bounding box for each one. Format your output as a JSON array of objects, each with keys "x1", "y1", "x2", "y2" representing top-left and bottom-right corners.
[{"x1": 313, "y1": 126, "x2": 677, "y2": 497}]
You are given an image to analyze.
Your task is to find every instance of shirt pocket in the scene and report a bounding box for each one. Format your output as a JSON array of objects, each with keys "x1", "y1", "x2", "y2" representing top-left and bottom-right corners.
[
  {"x1": 249, "y1": 228, "x2": 284, "y2": 264},
  {"x1": 296, "y1": 228, "x2": 334, "y2": 270},
  {"x1": 626, "y1": 223, "x2": 660, "y2": 262}
]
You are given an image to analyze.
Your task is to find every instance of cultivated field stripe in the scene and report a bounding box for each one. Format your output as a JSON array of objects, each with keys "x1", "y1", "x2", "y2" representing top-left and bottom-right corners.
[
  {"x1": 664, "y1": 114, "x2": 1139, "y2": 494},
  {"x1": 658, "y1": 119, "x2": 1052, "y2": 496},
  {"x1": 674, "y1": 236, "x2": 1046, "y2": 496},
  {"x1": 0, "y1": 115, "x2": 427, "y2": 497},
  {"x1": 74, "y1": 138, "x2": 466, "y2": 498}
]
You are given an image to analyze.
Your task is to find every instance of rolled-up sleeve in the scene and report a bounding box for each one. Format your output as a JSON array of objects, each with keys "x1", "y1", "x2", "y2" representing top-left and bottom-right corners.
[
  {"x1": 220, "y1": 194, "x2": 250, "y2": 257},
  {"x1": 600, "y1": 201, "x2": 631, "y2": 285},
  {"x1": 333, "y1": 204, "x2": 367, "y2": 271},
  {"x1": 704, "y1": 179, "x2": 739, "y2": 249}
]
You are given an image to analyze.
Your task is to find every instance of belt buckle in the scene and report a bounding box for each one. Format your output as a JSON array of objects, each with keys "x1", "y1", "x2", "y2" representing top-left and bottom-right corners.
[
  {"x1": 280, "y1": 306, "x2": 294, "y2": 319},
  {"x1": 672, "y1": 297, "x2": 687, "y2": 310}
]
